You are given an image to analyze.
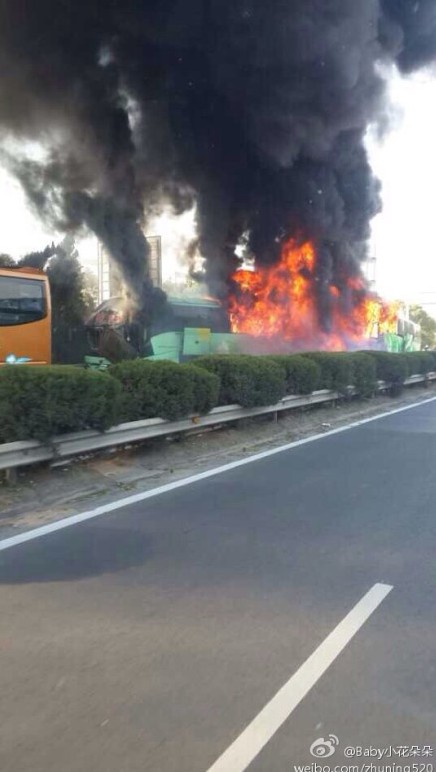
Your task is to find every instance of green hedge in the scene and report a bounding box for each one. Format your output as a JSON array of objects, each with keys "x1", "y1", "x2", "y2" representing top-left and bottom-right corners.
[
  {"x1": 347, "y1": 352, "x2": 378, "y2": 397},
  {"x1": 264, "y1": 355, "x2": 321, "y2": 395},
  {"x1": 0, "y1": 349, "x2": 433, "y2": 445},
  {"x1": 109, "y1": 360, "x2": 219, "y2": 422},
  {"x1": 300, "y1": 352, "x2": 353, "y2": 395},
  {"x1": 402, "y1": 351, "x2": 435, "y2": 376},
  {"x1": 0, "y1": 366, "x2": 121, "y2": 443},
  {"x1": 190, "y1": 365, "x2": 221, "y2": 414},
  {"x1": 362, "y1": 351, "x2": 408, "y2": 394},
  {"x1": 195, "y1": 355, "x2": 285, "y2": 408}
]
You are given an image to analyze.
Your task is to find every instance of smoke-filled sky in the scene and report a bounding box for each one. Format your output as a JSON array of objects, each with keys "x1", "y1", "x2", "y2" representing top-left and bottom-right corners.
[{"x1": 1, "y1": 1, "x2": 436, "y2": 312}]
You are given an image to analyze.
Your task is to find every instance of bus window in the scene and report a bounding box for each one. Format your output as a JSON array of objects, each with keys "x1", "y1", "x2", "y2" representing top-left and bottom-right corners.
[{"x1": 0, "y1": 275, "x2": 46, "y2": 326}]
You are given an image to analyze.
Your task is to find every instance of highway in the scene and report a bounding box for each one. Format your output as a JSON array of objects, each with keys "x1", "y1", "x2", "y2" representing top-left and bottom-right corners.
[{"x1": 0, "y1": 398, "x2": 435, "y2": 771}]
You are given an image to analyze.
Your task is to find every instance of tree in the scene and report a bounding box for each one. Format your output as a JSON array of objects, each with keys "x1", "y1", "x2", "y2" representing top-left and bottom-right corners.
[
  {"x1": 82, "y1": 269, "x2": 99, "y2": 317},
  {"x1": 18, "y1": 244, "x2": 56, "y2": 270},
  {"x1": 46, "y1": 236, "x2": 88, "y2": 326},
  {"x1": 410, "y1": 304, "x2": 436, "y2": 349},
  {"x1": 0, "y1": 254, "x2": 15, "y2": 267}
]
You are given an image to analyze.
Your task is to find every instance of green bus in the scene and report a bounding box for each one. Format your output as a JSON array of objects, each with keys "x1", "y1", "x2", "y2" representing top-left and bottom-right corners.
[{"x1": 85, "y1": 294, "x2": 242, "y2": 367}]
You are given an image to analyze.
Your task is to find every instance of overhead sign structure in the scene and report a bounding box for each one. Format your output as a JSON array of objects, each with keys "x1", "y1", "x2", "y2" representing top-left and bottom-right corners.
[{"x1": 97, "y1": 236, "x2": 163, "y2": 303}]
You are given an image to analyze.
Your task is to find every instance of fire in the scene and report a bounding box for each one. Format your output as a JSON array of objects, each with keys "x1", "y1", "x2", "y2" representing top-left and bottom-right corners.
[
  {"x1": 229, "y1": 238, "x2": 398, "y2": 351},
  {"x1": 362, "y1": 297, "x2": 399, "y2": 338}
]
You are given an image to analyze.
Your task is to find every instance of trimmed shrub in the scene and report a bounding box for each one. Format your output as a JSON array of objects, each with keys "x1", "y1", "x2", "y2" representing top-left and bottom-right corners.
[
  {"x1": 109, "y1": 359, "x2": 219, "y2": 422},
  {"x1": 0, "y1": 365, "x2": 121, "y2": 443},
  {"x1": 187, "y1": 365, "x2": 220, "y2": 414},
  {"x1": 402, "y1": 351, "x2": 434, "y2": 376},
  {"x1": 264, "y1": 355, "x2": 320, "y2": 395},
  {"x1": 300, "y1": 352, "x2": 352, "y2": 395},
  {"x1": 195, "y1": 355, "x2": 285, "y2": 408},
  {"x1": 362, "y1": 351, "x2": 408, "y2": 395},
  {"x1": 348, "y1": 352, "x2": 377, "y2": 397}
]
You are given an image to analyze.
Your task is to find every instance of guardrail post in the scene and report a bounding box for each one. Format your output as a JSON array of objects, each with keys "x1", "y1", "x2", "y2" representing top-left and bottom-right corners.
[{"x1": 3, "y1": 467, "x2": 17, "y2": 485}]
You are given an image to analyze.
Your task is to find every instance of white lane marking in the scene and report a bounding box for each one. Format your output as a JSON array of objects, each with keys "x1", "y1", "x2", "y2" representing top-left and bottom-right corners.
[
  {"x1": 205, "y1": 583, "x2": 393, "y2": 772},
  {"x1": 0, "y1": 395, "x2": 435, "y2": 552}
]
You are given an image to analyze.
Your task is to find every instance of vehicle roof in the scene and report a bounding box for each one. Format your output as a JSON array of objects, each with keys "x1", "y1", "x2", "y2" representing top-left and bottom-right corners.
[
  {"x1": 168, "y1": 294, "x2": 222, "y2": 309},
  {"x1": 95, "y1": 294, "x2": 222, "y2": 311},
  {"x1": 0, "y1": 266, "x2": 47, "y2": 278}
]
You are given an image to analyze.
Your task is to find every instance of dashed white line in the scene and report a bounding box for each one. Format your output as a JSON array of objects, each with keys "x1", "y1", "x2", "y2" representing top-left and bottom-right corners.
[{"x1": 205, "y1": 583, "x2": 394, "y2": 772}]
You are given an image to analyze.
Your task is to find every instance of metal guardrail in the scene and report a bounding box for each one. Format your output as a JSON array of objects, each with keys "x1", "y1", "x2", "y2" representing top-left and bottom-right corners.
[{"x1": 0, "y1": 374, "x2": 433, "y2": 473}]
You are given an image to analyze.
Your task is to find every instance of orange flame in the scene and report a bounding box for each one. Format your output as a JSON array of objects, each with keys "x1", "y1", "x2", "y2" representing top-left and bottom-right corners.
[{"x1": 229, "y1": 238, "x2": 398, "y2": 351}]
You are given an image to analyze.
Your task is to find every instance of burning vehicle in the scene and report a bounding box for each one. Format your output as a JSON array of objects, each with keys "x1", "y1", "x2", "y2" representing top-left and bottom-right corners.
[
  {"x1": 85, "y1": 240, "x2": 420, "y2": 367},
  {"x1": 229, "y1": 238, "x2": 421, "y2": 353},
  {"x1": 85, "y1": 293, "x2": 237, "y2": 366}
]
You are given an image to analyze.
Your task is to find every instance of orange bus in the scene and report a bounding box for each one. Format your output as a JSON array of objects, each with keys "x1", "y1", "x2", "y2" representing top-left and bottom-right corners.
[{"x1": 0, "y1": 267, "x2": 51, "y2": 365}]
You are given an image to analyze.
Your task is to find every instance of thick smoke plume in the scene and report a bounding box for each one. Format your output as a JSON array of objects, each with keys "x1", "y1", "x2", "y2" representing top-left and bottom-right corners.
[{"x1": 1, "y1": 1, "x2": 436, "y2": 317}]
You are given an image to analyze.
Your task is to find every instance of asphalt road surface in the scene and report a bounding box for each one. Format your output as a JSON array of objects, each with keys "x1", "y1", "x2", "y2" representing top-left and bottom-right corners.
[{"x1": 1, "y1": 399, "x2": 436, "y2": 772}]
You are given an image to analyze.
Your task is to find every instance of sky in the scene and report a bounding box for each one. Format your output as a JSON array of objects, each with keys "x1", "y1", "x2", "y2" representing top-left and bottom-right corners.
[
  {"x1": 1, "y1": 66, "x2": 436, "y2": 309},
  {"x1": 368, "y1": 67, "x2": 436, "y2": 310}
]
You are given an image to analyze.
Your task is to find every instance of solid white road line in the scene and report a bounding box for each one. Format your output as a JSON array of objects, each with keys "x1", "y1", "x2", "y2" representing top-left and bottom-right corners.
[
  {"x1": 0, "y1": 395, "x2": 435, "y2": 552},
  {"x1": 205, "y1": 583, "x2": 393, "y2": 772}
]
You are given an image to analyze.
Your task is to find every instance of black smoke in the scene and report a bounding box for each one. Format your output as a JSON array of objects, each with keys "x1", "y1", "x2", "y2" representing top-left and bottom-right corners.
[{"x1": 0, "y1": 1, "x2": 435, "y2": 315}]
